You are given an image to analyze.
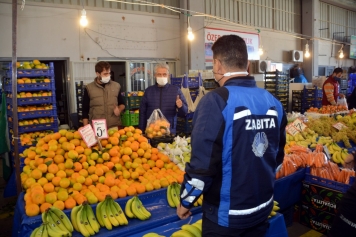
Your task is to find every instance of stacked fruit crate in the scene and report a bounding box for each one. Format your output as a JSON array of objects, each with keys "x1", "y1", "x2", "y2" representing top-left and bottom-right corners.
[
  {"x1": 264, "y1": 71, "x2": 290, "y2": 112},
  {"x1": 75, "y1": 81, "x2": 85, "y2": 127},
  {"x1": 4, "y1": 62, "x2": 58, "y2": 170},
  {"x1": 301, "y1": 86, "x2": 322, "y2": 113},
  {"x1": 120, "y1": 92, "x2": 142, "y2": 127},
  {"x1": 291, "y1": 90, "x2": 303, "y2": 113},
  {"x1": 339, "y1": 79, "x2": 348, "y2": 96}
]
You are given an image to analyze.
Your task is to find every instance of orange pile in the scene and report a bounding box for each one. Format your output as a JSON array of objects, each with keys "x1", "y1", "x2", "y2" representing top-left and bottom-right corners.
[{"x1": 20, "y1": 126, "x2": 185, "y2": 216}]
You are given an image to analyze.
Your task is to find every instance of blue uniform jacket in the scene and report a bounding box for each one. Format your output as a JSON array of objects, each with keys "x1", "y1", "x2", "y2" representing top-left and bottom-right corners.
[
  {"x1": 180, "y1": 76, "x2": 287, "y2": 229},
  {"x1": 139, "y1": 83, "x2": 188, "y2": 134}
]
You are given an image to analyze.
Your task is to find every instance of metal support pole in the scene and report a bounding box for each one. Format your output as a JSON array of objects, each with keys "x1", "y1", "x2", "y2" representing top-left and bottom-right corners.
[{"x1": 12, "y1": 0, "x2": 21, "y2": 194}]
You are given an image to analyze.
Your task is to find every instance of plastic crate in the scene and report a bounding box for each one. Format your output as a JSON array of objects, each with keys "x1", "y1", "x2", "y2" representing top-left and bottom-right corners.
[
  {"x1": 203, "y1": 80, "x2": 218, "y2": 89},
  {"x1": 171, "y1": 74, "x2": 201, "y2": 88},
  {"x1": 280, "y1": 205, "x2": 295, "y2": 227},
  {"x1": 149, "y1": 135, "x2": 175, "y2": 148},
  {"x1": 339, "y1": 79, "x2": 348, "y2": 89},
  {"x1": 303, "y1": 86, "x2": 322, "y2": 99},
  {"x1": 8, "y1": 108, "x2": 57, "y2": 120},
  {"x1": 5, "y1": 62, "x2": 54, "y2": 78},
  {"x1": 8, "y1": 119, "x2": 59, "y2": 134},
  {"x1": 176, "y1": 117, "x2": 193, "y2": 134},
  {"x1": 121, "y1": 110, "x2": 139, "y2": 126},
  {"x1": 6, "y1": 95, "x2": 56, "y2": 106},
  {"x1": 122, "y1": 93, "x2": 142, "y2": 110},
  {"x1": 305, "y1": 167, "x2": 354, "y2": 193},
  {"x1": 4, "y1": 81, "x2": 55, "y2": 92},
  {"x1": 301, "y1": 100, "x2": 322, "y2": 109}
]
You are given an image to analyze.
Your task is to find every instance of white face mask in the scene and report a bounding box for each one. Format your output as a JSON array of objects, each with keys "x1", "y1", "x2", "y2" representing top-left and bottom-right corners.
[
  {"x1": 100, "y1": 76, "x2": 111, "y2": 84},
  {"x1": 213, "y1": 71, "x2": 248, "y2": 83},
  {"x1": 156, "y1": 77, "x2": 168, "y2": 86}
]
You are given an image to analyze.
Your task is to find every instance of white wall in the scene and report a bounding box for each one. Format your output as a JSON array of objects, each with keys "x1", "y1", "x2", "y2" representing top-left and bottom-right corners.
[
  {"x1": 318, "y1": 40, "x2": 355, "y2": 68},
  {"x1": 0, "y1": 1, "x2": 181, "y2": 61}
]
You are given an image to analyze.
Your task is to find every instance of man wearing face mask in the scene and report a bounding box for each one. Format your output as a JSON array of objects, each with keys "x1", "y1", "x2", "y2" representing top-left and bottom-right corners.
[
  {"x1": 82, "y1": 61, "x2": 125, "y2": 131},
  {"x1": 322, "y1": 68, "x2": 345, "y2": 106},
  {"x1": 176, "y1": 35, "x2": 287, "y2": 237},
  {"x1": 139, "y1": 63, "x2": 188, "y2": 135}
]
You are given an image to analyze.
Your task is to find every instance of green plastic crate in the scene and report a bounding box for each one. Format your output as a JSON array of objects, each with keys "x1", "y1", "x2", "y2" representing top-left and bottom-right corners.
[
  {"x1": 122, "y1": 93, "x2": 142, "y2": 109},
  {"x1": 121, "y1": 110, "x2": 139, "y2": 126}
]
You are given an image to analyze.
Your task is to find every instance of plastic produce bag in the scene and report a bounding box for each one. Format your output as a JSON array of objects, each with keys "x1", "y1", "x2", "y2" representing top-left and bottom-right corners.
[
  {"x1": 337, "y1": 97, "x2": 347, "y2": 107},
  {"x1": 145, "y1": 109, "x2": 170, "y2": 138},
  {"x1": 192, "y1": 86, "x2": 206, "y2": 108},
  {"x1": 181, "y1": 87, "x2": 196, "y2": 113}
]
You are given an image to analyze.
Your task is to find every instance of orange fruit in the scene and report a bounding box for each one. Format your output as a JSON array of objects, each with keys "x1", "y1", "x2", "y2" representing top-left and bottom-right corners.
[
  {"x1": 30, "y1": 169, "x2": 43, "y2": 180},
  {"x1": 53, "y1": 200, "x2": 65, "y2": 210},
  {"x1": 59, "y1": 178, "x2": 70, "y2": 188},
  {"x1": 139, "y1": 142, "x2": 150, "y2": 151},
  {"x1": 45, "y1": 192, "x2": 57, "y2": 204},
  {"x1": 53, "y1": 155, "x2": 64, "y2": 164},
  {"x1": 43, "y1": 183, "x2": 55, "y2": 193},
  {"x1": 64, "y1": 197, "x2": 76, "y2": 209},
  {"x1": 104, "y1": 176, "x2": 115, "y2": 187},
  {"x1": 40, "y1": 203, "x2": 52, "y2": 213},
  {"x1": 37, "y1": 164, "x2": 48, "y2": 173},
  {"x1": 156, "y1": 160, "x2": 164, "y2": 168},
  {"x1": 25, "y1": 203, "x2": 40, "y2": 216},
  {"x1": 126, "y1": 186, "x2": 137, "y2": 196},
  {"x1": 57, "y1": 191, "x2": 69, "y2": 201},
  {"x1": 136, "y1": 184, "x2": 146, "y2": 194},
  {"x1": 117, "y1": 189, "x2": 127, "y2": 198},
  {"x1": 51, "y1": 176, "x2": 61, "y2": 187},
  {"x1": 73, "y1": 162, "x2": 83, "y2": 172},
  {"x1": 31, "y1": 191, "x2": 45, "y2": 205}
]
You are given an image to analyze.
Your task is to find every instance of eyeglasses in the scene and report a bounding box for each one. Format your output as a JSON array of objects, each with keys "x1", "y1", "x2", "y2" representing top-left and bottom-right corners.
[{"x1": 156, "y1": 73, "x2": 168, "y2": 77}]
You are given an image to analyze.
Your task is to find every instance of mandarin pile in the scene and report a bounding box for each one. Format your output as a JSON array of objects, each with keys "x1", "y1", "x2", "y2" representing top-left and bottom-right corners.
[{"x1": 20, "y1": 126, "x2": 185, "y2": 216}]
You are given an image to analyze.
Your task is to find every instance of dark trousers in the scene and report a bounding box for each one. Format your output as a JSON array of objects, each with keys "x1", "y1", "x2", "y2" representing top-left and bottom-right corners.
[{"x1": 202, "y1": 214, "x2": 270, "y2": 237}]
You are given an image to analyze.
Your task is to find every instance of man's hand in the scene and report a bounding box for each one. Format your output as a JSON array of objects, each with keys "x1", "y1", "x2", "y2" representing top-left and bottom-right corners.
[
  {"x1": 114, "y1": 106, "x2": 121, "y2": 116},
  {"x1": 343, "y1": 152, "x2": 355, "y2": 169},
  {"x1": 82, "y1": 118, "x2": 89, "y2": 126},
  {"x1": 339, "y1": 93, "x2": 345, "y2": 99},
  {"x1": 177, "y1": 204, "x2": 192, "y2": 220},
  {"x1": 176, "y1": 95, "x2": 183, "y2": 108}
]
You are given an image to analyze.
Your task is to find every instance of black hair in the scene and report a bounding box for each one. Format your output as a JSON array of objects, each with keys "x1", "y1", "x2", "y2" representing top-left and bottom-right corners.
[
  {"x1": 211, "y1": 35, "x2": 248, "y2": 70},
  {"x1": 95, "y1": 61, "x2": 111, "y2": 74},
  {"x1": 333, "y1": 67, "x2": 343, "y2": 74}
]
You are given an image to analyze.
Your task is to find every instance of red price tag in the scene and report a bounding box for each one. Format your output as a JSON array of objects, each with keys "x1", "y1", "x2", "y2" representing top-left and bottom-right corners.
[
  {"x1": 292, "y1": 118, "x2": 307, "y2": 132},
  {"x1": 286, "y1": 124, "x2": 300, "y2": 136},
  {"x1": 92, "y1": 119, "x2": 108, "y2": 139},
  {"x1": 333, "y1": 122, "x2": 347, "y2": 131},
  {"x1": 78, "y1": 124, "x2": 97, "y2": 148}
]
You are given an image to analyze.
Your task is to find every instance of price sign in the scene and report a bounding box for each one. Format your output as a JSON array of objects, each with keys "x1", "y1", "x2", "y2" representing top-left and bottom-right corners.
[
  {"x1": 292, "y1": 118, "x2": 307, "y2": 132},
  {"x1": 286, "y1": 123, "x2": 300, "y2": 136},
  {"x1": 333, "y1": 122, "x2": 347, "y2": 131},
  {"x1": 92, "y1": 119, "x2": 108, "y2": 139},
  {"x1": 78, "y1": 124, "x2": 97, "y2": 148}
]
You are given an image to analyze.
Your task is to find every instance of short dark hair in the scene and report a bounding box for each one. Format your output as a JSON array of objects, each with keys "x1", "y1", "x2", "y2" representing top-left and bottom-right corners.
[
  {"x1": 95, "y1": 61, "x2": 111, "y2": 74},
  {"x1": 211, "y1": 35, "x2": 248, "y2": 70},
  {"x1": 333, "y1": 67, "x2": 343, "y2": 74}
]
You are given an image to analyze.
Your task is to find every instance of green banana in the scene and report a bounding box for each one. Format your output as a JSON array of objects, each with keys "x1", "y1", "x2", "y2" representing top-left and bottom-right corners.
[
  {"x1": 106, "y1": 199, "x2": 120, "y2": 227},
  {"x1": 82, "y1": 205, "x2": 95, "y2": 236},
  {"x1": 95, "y1": 200, "x2": 105, "y2": 227},
  {"x1": 135, "y1": 196, "x2": 151, "y2": 219},
  {"x1": 192, "y1": 222, "x2": 202, "y2": 232},
  {"x1": 42, "y1": 224, "x2": 49, "y2": 237},
  {"x1": 77, "y1": 205, "x2": 90, "y2": 237},
  {"x1": 49, "y1": 206, "x2": 73, "y2": 233},
  {"x1": 70, "y1": 205, "x2": 81, "y2": 232},
  {"x1": 273, "y1": 201, "x2": 279, "y2": 205},
  {"x1": 170, "y1": 184, "x2": 180, "y2": 207},
  {"x1": 100, "y1": 199, "x2": 113, "y2": 230},
  {"x1": 46, "y1": 213, "x2": 71, "y2": 237},
  {"x1": 171, "y1": 229, "x2": 195, "y2": 237},
  {"x1": 125, "y1": 197, "x2": 135, "y2": 218},
  {"x1": 181, "y1": 224, "x2": 201, "y2": 237},
  {"x1": 29, "y1": 226, "x2": 39, "y2": 237},
  {"x1": 85, "y1": 204, "x2": 100, "y2": 233},
  {"x1": 112, "y1": 200, "x2": 128, "y2": 225},
  {"x1": 47, "y1": 209, "x2": 69, "y2": 233},
  {"x1": 167, "y1": 184, "x2": 176, "y2": 207}
]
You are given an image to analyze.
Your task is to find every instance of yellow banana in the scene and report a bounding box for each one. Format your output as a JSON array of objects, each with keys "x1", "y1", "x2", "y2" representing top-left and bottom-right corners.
[
  {"x1": 49, "y1": 206, "x2": 73, "y2": 233},
  {"x1": 142, "y1": 233, "x2": 164, "y2": 237},
  {"x1": 106, "y1": 199, "x2": 120, "y2": 227},
  {"x1": 181, "y1": 224, "x2": 201, "y2": 237},
  {"x1": 112, "y1": 200, "x2": 128, "y2": 225},
  {"x1": 171, "y1": 183, "x2": 180, "y2": 207},
  {"x1": 273, "y1": 201, "x2": 279, "y2": 205},
  {"x1": 100, "y1": 199, "x2": 113, "y2": 230},
  {"x1": 192, "y1": 222, "x2": 202, "y2": 232},
  {"x1": 47, "y1": 209, "x2": 68, "y2": 233},
  {"x1": 195, "y1": 219, "x2": 202, "y2": 224},
  {"x1": 46, "y1": 213, "x2": 71, "y2": 237},
  {"x1": 131, "y1": 197, "x2": 148, "y2": 220},
  {"x1": 167, "y1": 184, "x2": 176, "y2": 207},
  {"x1": 270, "y1": 211, "x2": 277, "y2": 216},
  {"x1": 136, "y1": 196, "x2": 151, "y2": 219},
  {"x1": 171, "y1": 229, "x2": 195, "y2": 237},
  {"x1": 85, "y1": 204, "x2": 100, "y2": 233},
  {"x1": 332, "y1": 143, "x2": 341, "y2": 151},
  {"x1": 125, "y1": 197, "x2": 135, "y2": 218},
  {"x1": 76, "y1": 205, "x2": 90, "y2": 237},
  {"x1": 95, "y1": 201, "x2": 105, "y2": 227},
  {"x1": 341, "y1": 150, "x2": 348, "y2": 161},
  {"x1": 272, "y1": 205, "x2": 280, "y2": 211},
  {"x1": 41, "y1": 224, "x2": 49, "y2": 237},
  {"x1": 82, "y1": 205, "x2": 95, "y2": 236},
  {"x1": 29, "y1": 226, "x2": 40, "y2": 237},
  {"x1": 197, "y1": 196, "x2": 203, "y2": 206},
  {"x1": 332, "y1": 151, "x2": 340, "y2": 163},
  {"x1": 70, "y1": 205, "x2": 81, "y2": 232}
]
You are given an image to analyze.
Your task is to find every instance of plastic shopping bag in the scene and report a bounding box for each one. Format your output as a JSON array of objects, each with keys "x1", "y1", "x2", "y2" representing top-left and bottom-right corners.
[
  {"x1": 145, "y1": 109, "x2": 170, "y2": 138},
  {"x1": 181, "y1": 87, "x2": 196, "y2": 113},
  {"x1": 337, "y1": 97, "x2": 347, "y2": 108}
]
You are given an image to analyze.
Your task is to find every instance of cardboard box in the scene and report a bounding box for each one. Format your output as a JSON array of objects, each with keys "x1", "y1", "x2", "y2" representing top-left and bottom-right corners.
[
  {"x1": 299, "y1": 204, "x2": 335, "y2": 234},
  {"x1": 301, "y1": 181, "x2": 344, "y2": 215}
]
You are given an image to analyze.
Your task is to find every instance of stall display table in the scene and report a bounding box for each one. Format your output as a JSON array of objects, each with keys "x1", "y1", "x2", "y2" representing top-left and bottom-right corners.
[{"x1": 12, "y1": 188, "x2": 202, "y2": 237}]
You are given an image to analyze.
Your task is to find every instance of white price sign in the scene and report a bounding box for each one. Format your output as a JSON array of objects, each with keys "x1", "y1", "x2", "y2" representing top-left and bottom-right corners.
[
  {"x1": 333, "y1": 122, "x2": 347, "y2": 131},
  {"x1": 78, "y1": 124, "x2": 97, "y2": 148},
  {"x1": 92, "y1": 119, "x2": 108, "y2": 139},
  {"x1": 286, "y1": 123, "x2": 300, "y2": 136},
  {"x1": 292, "y1": 118, "x2": 307, "y2": 132}
]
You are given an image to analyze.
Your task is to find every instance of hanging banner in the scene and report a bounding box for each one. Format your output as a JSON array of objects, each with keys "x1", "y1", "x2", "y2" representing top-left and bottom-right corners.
[{"x1": 205, "y1": 28, "x2": 260, "y2": 68}]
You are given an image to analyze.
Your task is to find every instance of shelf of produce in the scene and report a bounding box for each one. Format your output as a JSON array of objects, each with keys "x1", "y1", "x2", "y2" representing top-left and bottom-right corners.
[
  {"x1": 6, "y1": 95, "x2": 56, "y2": 106},
  {"x1": 8, "y1": 119, "x2": 59, "y2": 134},
  {"x1": 13, "y1": 188, "x2": 202, "y2": 237},
  {"x1": 4, "y1": 81, "x2": 55, "y2": 92},
  {"x1": 7, "y1": 108, "x2": 57, "y2": 120}
]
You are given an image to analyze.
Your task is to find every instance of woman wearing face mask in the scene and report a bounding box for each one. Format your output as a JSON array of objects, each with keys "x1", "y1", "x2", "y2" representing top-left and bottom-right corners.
[
  {"x1": 139, "y1": 63, "x2": 188, "y2": 135},
  {"x1": 82, "y1": 61, "x2": 125, "y2": 131}
]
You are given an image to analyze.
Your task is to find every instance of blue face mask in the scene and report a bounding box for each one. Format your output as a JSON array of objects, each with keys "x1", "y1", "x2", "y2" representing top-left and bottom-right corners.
[{"x1": 334, "y1": 77, "x2": 341, "y2": 83}]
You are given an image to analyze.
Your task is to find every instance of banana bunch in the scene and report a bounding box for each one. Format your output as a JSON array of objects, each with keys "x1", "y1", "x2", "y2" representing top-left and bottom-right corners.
[
  {"x1": 193, "y1": 195, "x2": 203, "y2": 207},
  {"x1": 38, "y1": 206, "x2": 73, "y2": 237},
  {"x1": 95, "y1": 196, "x2": 128, "y2": 230},
  {"x1": 125, "y1": 196, "x2": 151, "y2": 221},
  {"x1": 167, "y1": 183, "x2": 181, "y2": 208},
  {"x1": 71, "y1": 203, "x2": 100, "y2": 236},
  {"x1": 268, "y1": 201, "x2": 280, "y2": 218},
  {"x1": 143, "y1": 233, "x2": 165, "y2": 237},
  {"x1": 171, "y1": 219, "x2": 202, "y2": 237},
  {"x1": 30, "y1": 224, "x2": 48, "y2": 237},
  {"x1": 330, "y1": 148, "x2": 349, "y2": 164}
]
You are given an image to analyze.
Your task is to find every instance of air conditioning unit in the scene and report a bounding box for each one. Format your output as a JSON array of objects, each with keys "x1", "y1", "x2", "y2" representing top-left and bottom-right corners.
[
  {"x1": 254, "y1": 60, "x2": 271, "y2": 73},
  {"x1": 291, "y1": 50, "x2": 304, "y2": 62}
]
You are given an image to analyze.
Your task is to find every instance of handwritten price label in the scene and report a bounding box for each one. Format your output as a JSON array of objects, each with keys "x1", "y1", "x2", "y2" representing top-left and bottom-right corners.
[
  {"x1": 286, "y1": 124, "x2": 300, "y2": 136},
  {"x1": 292, "y1": 118, "x2": 307, "y2": 132},
  {"x1": 332, "y1": 122, "x2": 347, "y2": 131},
  {"x1": 92, "y1": 119, "x2": 108, "y2": 139},
  {"x1": 78, "y1": 124, "x2": 97, "y2": 148}
]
